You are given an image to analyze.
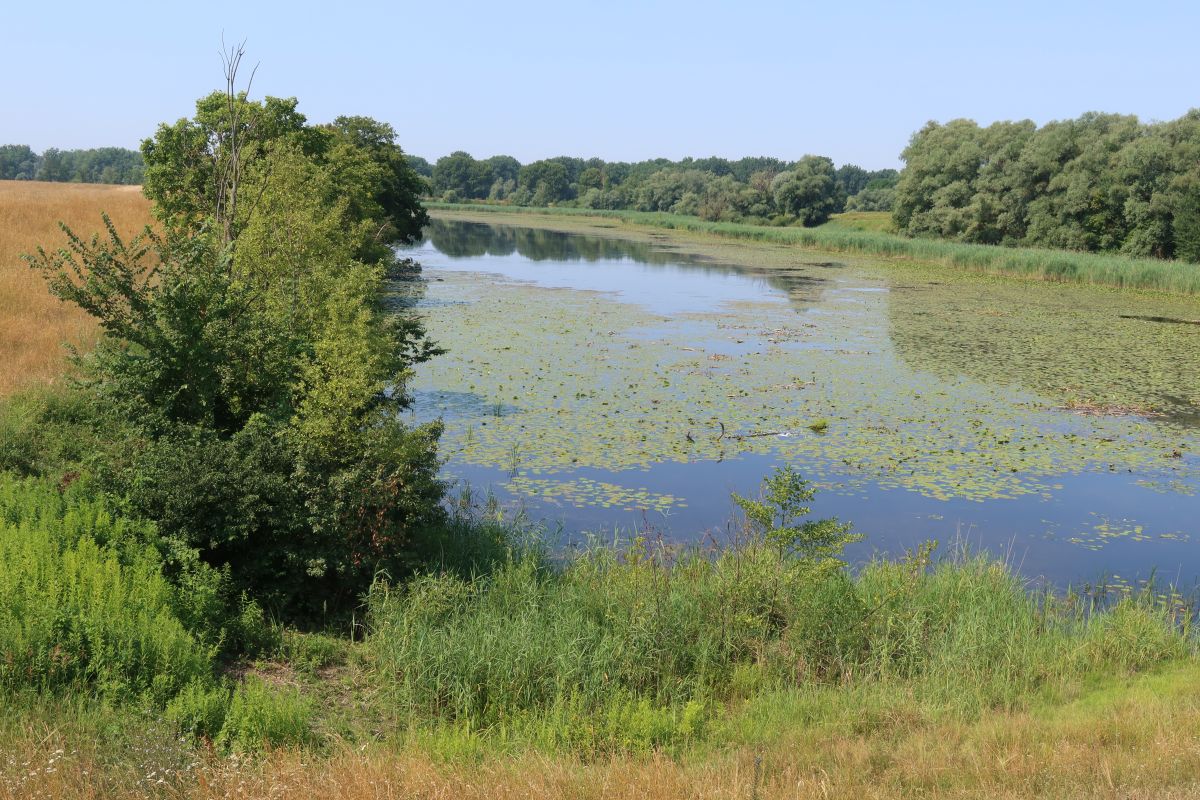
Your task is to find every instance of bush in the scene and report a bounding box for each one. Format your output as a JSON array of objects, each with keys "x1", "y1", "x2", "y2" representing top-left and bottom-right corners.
[
  {"x1": 0, "y1": 475, "x2": 214, "y2": 701},
  {"x1": 166, "y1": 679, "x2": 230, "y2": 740},
  {"x1": 216, "y1": 678, "x2": 315, "y2": 752}
]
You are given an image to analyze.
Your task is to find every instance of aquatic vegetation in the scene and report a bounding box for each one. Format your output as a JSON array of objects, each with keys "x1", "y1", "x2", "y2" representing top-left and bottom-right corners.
[
  {"x1": 412, "y1": 268, "x2": 1196, "y2": 508},
  {"x1": 505, "y1": 476, "x2": 684, "y2": 514}
]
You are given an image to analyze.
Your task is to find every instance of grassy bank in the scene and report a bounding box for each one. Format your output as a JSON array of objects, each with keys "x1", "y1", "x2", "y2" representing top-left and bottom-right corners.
[
  {"x1": 427, "y1": 201, "x2": 1200, "y2": 295},
  {"x1": 1, "y1": 466, "x2": 1197, "y2": 797},
  {"x1": 8, "y1": 661, "x2": 1200, "y2": 799}
]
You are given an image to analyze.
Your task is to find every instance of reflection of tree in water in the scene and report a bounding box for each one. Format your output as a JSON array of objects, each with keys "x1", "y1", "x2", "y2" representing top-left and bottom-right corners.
[
  {"x1": 382, "y1": 257, "x2": 434, "y2": 310},
  {"x1": 422, "y1": 218, "x2": 687, "y2": 263},
  {"x1": 421, "y1": 219, "x2": 831, "y2": 304},
  {"x1": 888, "y1": 280, "x2": 1200, "y2": 425}
]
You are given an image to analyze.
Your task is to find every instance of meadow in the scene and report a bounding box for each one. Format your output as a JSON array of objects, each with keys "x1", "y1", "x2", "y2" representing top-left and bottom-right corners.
[
  {"x1": 0, "y1": 181, "x2": 152, "y2": 397},
  {"x1": 427, "y1": 202, "x2": 1200, "y2": 295}
]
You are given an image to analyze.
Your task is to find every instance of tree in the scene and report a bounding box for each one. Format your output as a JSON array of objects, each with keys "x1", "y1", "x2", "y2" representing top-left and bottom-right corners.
[
  {"x1": 732, "y1": 466, "x2": 860, "y2": 571},
  {"x1": 518, "y1": 160, "x2": 572, "y2": 204},
  {"x1": 405, "y1": 154, "x2": 433, "y2": 177},
  {"x1": 0, "y1": 145, "x2": 37, "y2": 180},
  {"x1": 771, "y1": 155, "x2": 842, "y2": 225},
  {"x1": 30, "y1": 49, "x2": 444, "y2": 619},
  {"x1": 432, "y1": 151, "x2": 493, "y2": 199},
  {"x1": 835, "y1": 164, "x2": 870, "y2": 198},
  {"x1": 326, "y1": 115, "x2": 430, "y2": 248}
]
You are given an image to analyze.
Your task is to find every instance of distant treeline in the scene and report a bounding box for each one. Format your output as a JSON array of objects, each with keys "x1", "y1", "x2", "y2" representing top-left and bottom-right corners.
[
  {"x1": 0, "y1": 144, "x2": 144, "y2": 184},
  {"x1": 894, "y1": 111, "x2": 1200, "y2": 261},
  {"x1": 406, "y1": 152, "x2": 898, "y2": 226}
]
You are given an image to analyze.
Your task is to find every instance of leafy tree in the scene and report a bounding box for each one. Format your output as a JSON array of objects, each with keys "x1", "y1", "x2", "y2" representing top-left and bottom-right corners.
[
  {"x1": 484, "y1": 154, "x2": 521, "y2": 184},
  {"x1": 325, "y1": 115, "x2": 430, "y2": 248},
  {"x1": 432, "y1": 151, "x2": 493, "y2": 200},
  {"x1": 30, "y1": 61, "x2": 444, "y2": 619},
  {"x1": 405, "y1": 154, "x2": 433, "y2": 177},
  {"x1": 771, "y1": 156, "x2": 843, "y2": 225},
  {"x1": 1172, "y1": 179, "x2": 1200, "y2": 263},
  {"x1": 0, "y1": 145, "x2": 37, "y2": 180},
  {"x1": 141, "y1": 92, "x2": 312, "y2": 242},
  {"x1": 835, "y1": 164, "x2": 871, "y2": 198},
  {"x1": 732, "y1": 466, "x2": 860, "y2": 572},
  {"x1": 892, "y1": 109, "x2": 1200, "y2": 259},
  {"x1": 518, "y1": 160, "x2": 572, "y2": 204}
]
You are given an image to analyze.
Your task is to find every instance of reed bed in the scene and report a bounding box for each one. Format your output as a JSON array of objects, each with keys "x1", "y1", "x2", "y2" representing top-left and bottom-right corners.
[
  {"x1": 0, "y1": 180, "x2": 152, "y2": 397},
  {"x1": 428, "y1": 202, "x2": 1200, "y2": 295}
]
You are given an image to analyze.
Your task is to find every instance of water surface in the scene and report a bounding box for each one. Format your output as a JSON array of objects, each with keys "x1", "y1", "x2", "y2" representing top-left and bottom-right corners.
[{"x1": 404, "y1": 218, "x2": 1200, "y2": 586}]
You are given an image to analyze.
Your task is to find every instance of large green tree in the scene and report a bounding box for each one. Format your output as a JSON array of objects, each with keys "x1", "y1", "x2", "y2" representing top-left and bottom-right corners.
[
  {"x1": 771, "y1": 155, "x2": 843, "y2": 226},
  {"x1": 31, "y1": 63, "x2": 444, "y2": 618}
]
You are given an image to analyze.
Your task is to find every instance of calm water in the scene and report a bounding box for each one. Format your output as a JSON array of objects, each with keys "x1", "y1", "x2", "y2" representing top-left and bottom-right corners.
[{"x1": 402, "y1": 218, "x2": 1200, "y2": 586}]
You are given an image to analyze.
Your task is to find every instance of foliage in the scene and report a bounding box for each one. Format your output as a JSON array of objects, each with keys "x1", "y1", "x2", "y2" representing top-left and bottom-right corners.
[
  {"x1": 325, "y1": 115, "x2": 430, "y2": 248},
  {"x1": 168, "y1": 676, "x2": 317, "y2": 752},
  {"x1": 368, "y1": 503, "x2": 1189, "y2": 755},
  {"x1": 432, "y1": 151, "x2": 496, "y2": 201},
  {"x1": 731, "y1": 465, "x2": 861, "y2": 568},
  {"x1": 217, "y1": 678, "x2": 316, "y2": 752},
  {"x1": 0, "y1": 475, "x2": 215, "y2": 701},
  {"x1": 417, "y1": 151, "x2": 896, "y2": 225},
  {"x1": 0, "y1": 144, "x2": 144, "y2": 184},
  {"x1": 26, "y1": 77, "x2": 445, "y2": 620},
  {"x1": 893, "y1": 110, "x2": 1200, "y2": 261},
  {"x1": 770, "y1": 155, "x2": 844, "y2": 225}
]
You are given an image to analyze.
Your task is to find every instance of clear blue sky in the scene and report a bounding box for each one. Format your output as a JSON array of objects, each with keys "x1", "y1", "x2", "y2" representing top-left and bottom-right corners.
[{"x1": 2, "y1": 0, "x2": 1196, "y2": 169}]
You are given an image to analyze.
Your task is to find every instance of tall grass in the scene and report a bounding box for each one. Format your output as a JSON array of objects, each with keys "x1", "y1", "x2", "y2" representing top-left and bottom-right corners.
[
  {"x1": 0, "y1": 180, "x2": 152, "y2": 397},
  {"x1": 367, "y1": 533, "x2": 1191, "y2": 754},
  {"x1": 429, "y1": 202, "x2": 1200, "y2": 295}
]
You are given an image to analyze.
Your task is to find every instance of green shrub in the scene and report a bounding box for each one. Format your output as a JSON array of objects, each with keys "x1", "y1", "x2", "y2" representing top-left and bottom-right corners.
[
  {"x1": 0, "y1": 476, "x2": 214, "y2": 701},
  {"x1": 166, "y1": 679, "x2": 231, "y2": 739},
  {"x1": 216, "y1": 678, "x2": 315, "y2": 752}
]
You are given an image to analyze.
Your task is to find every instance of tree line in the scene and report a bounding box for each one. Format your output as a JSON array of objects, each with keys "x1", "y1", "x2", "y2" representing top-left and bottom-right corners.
[
  {"x1": 413, "y1": 151, "x2": 899, "y2": 226},
  {"x1": 893, "y1": 110, "x2": 1200, "y2": 261},
  {"x1": 0, "y1": 143, "x2": 145, "y2": 184}
]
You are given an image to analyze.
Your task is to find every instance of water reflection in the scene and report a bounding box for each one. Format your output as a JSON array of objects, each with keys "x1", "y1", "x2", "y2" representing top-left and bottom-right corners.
[
  {"x1": 422, "y1": 218, "x2": 693, "y2": 264},
  {"x1": 409, "y1": 219, "x2": 830, "y2": 314}
]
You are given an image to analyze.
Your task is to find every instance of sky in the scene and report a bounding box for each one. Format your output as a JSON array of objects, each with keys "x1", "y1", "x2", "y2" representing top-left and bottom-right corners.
[{"x1": 1, "y1": 0, "x2": 1197, "y2": 169}]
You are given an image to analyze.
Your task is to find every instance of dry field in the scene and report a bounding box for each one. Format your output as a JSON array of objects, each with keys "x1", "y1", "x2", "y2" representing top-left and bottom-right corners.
[{"x1": 0, "y1": 180, "x2": 152, "y2": 397}]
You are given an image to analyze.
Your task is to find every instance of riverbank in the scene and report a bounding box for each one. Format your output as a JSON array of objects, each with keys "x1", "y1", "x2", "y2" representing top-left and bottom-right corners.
[
  {"x1": 428, "y1": 202, "x2": 1200, "y2": 296},
  {"x1": 4, "y1": 501, "x2": 1199, "y2": 798}
]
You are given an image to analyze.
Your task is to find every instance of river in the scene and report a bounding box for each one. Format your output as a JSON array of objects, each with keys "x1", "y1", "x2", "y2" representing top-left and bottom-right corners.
[{"x1": 401, "y1": 215, "x2": 1200, "y2": 587}]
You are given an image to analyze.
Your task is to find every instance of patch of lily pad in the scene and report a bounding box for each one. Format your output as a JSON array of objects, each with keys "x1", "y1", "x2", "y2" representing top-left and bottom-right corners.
[{"x1": 504, "y1": 476, "x2": 684, "y2": 514}]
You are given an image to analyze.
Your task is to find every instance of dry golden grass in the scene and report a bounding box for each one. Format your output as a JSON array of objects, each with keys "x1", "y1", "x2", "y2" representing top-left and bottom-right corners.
[
  {"x1": 0, "y1": 180, "x2": 152, "y2": 397},
  {"x1": 5, "y1": 664, "x2": 1200, "y2": 799}
]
